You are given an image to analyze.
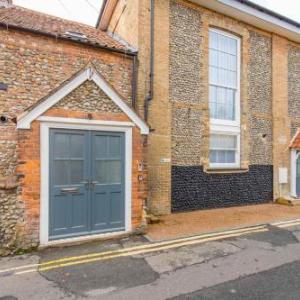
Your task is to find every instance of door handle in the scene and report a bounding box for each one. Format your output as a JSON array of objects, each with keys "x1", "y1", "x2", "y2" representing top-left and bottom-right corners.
[
  {"x1": 80, "y1": 180, "x2": 89, "y2": 189},
  {"x1": 91, "y1": 181, "x2": 99, "y2": 189}
]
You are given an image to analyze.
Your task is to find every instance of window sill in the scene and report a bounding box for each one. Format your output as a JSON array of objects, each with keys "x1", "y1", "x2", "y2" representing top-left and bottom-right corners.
[{"x1": 205, "y1": 168, "x2": 249, "y2": 174}]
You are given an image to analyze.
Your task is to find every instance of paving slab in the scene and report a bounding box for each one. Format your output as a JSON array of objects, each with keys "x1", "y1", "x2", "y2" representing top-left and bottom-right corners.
[{"x1": 144, "y1": 241, "x2": 240, "y2": 274}]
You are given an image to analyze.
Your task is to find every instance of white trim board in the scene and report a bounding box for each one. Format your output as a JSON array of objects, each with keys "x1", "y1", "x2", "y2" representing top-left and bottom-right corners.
[
  {"x1": 18, "y1": 67, "x2": 149, "y2": 135},
  {"x1": 191, "y1": 0, "x2": 300, "y2": 43},
  {"x1": 39, "y1": 119, "x2": 133, "y2": 246}
]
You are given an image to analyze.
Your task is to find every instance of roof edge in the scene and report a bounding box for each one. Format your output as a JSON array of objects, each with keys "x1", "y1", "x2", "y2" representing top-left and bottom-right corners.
[
  {"x1": 235, "y1": 0, "x2": 300, "y2": 29},
  {"x1": 0, "y1": 21, "x2": 137, "y2": 56},
  {"x1": 96, "y1": 0, "x2": 118, "y2": 31},
  {"x1": 191, "y1": 0, "x2": 300, "y2": 43}
]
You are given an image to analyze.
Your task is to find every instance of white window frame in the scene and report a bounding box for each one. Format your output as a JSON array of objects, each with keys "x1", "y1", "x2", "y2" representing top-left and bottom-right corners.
[
  {"x1": 210, "y1": 125, "x2": 241, "y2": 169},
  {"x1": 209, "y1": 28, "x2": 241, "y2": 169}
]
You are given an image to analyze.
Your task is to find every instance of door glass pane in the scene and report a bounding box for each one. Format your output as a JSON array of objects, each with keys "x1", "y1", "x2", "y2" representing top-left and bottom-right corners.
[
  {"x1": 70, "y1": 134, "x2": 85, "y2": 158},
  {"x1": 94, "y1": 135, "x2": 107, "y2": 159},
  {"x1": 108, "y1": 160, "x2": 122, "y2": 183},
  {"x1": 53, "y1": 160, "x2": 69, "y2": 185},
  {"x1": 70, "y1": 160, "x2": 84, "y2": 183},
  {"x1": 109, "y1": 136, "x2": 121, "y2": 158},
  {"x1": 95, "y1": 160, "x2": 107, "y2": 184},
  {"x1": 53, "y1": 134, "x2": 69, "y2": 158}
]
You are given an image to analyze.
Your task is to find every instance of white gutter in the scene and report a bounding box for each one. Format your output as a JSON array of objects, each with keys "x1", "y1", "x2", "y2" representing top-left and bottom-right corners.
[{"x1": 191, "y1": 0, "x2": 300, "y2": 43}]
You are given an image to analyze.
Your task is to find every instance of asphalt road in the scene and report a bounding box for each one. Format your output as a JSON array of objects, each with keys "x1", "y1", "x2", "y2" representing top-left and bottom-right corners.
[
  {"x1": 174, "y1": 261, "x2": 300, "y2": 300},
  {"x1": 1, "y1": 222, "x2": 300, "y2": 299}
]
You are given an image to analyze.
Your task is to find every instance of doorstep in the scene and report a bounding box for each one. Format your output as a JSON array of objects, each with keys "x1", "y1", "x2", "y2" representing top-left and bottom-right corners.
[{"x1": 145, "y1": 203, "x2": 300, "y2": 242}]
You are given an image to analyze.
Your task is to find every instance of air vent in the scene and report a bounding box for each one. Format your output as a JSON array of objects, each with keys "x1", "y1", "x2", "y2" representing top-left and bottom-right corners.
[{"x1": 64, "y1": 31, "x2": 87, "y2": 41}]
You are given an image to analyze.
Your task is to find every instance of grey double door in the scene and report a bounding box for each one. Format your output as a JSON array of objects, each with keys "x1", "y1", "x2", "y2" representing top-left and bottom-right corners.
[{"x1": 49, "y1": 129, "x2": 125, "y2": 240}]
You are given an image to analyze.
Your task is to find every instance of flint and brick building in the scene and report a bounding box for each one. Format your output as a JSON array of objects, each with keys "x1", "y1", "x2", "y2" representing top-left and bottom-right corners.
[
  {"x1": 1, "y1": 0, "x2": 300, "y2": 255},
  {"x1": 0, "y1": 2, "x2": 148, "y2": 255},
  {"x1": 98, "y1": 0, "x2": 300, "y2": 214}
]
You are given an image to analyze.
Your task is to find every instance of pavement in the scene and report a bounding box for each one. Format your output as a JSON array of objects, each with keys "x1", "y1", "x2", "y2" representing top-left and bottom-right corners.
[
  {"x1": 146, "y1": 203, "x2": 300, "y2": 241},
  {"x1": 1, "y1": 218, "x2": 300, "y2": 299}
]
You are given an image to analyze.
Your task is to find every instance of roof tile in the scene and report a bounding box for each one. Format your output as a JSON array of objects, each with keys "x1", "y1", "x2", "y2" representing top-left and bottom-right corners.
[
  {"x1": 0, "y1": 5, "x2": 130, "y2": 52},
  {"x1": 290, "y1": 129, "x2": 300, "y2": 148}
]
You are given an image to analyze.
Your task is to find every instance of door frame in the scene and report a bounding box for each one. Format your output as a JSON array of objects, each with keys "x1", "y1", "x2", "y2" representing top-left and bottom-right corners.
[{"x1": 39, "y1": 116, "x2": 134, "y2": 245}]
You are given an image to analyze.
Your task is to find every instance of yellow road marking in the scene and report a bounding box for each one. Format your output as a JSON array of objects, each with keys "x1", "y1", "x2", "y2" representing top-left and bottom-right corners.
[
  {"x1": 15, "y1": 228, "x2": 268, "y2": 275},
  {"x1": 0, "y1": 225, "x2": 266, "y2": 275},
  {"x1": 272, "y1": 219, "x2": 300, "y2": 226},
  {"x1": 276, "y1": 221, "x2": 300, "y2": 228}
]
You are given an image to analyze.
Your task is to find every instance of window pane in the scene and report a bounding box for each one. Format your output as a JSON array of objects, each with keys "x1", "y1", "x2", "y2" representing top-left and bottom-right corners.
[
  {"x1": 226, "y1": 71, "x2": 237, "y2": 88},
  {"x1": 210, "y1": 31, "x2": 218, "y2": 49},
  {"x1": 218, "y1": 52, "x2": 228, "y2": 70},
  {"x1": 218, "y1": 34, "x2": 228, "y2": 52},
  {"x1": 209, "y1": 66, "x2": 218, "y2": 84},
  {"x1": 228, "y1": 38, "x2": 237, "y2": 55},
  {"x1": 209, "y1": 30, "x2": 239, "y2": 122},
  {"x1": 209, "y1": 86, "x2": 235, "y2": 120},
  {"x1": 225, "y1": 150, "x2": 235, "y2": 163},
  {"x1": 209, "y1": 49, "x2": 218, "y2": 67},
  {"x1": 210, "y1": 134, "x2": 237, "y2": 150},
  {"x1": 210, "y1": 150, "x2": 218, "y2": 163},
  {"x1": 210, "y1": 150, "x2": 236, "y2": 164},
  {"x1": 229, "y1": 55, "x2": 237, "y2": 71}
]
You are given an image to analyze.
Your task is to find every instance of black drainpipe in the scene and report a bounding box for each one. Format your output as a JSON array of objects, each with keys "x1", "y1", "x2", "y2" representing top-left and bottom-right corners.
[
  {"x1": 144, "y1": 0, "x2": 155, "y2": 121},
  {"x1": 131, "y1": 54, "x2": 138, "y2": 109}
]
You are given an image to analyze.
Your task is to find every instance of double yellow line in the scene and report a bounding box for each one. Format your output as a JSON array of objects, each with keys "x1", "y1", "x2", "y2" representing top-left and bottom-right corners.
[{"x1": 0, "y1": 225, "x2": 268, "y2": 276}]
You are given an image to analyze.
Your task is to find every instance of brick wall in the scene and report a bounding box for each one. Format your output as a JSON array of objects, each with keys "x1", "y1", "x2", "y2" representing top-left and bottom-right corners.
[{"x1": 0, "y1": 28, "x2": 145, "y2": 255}]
